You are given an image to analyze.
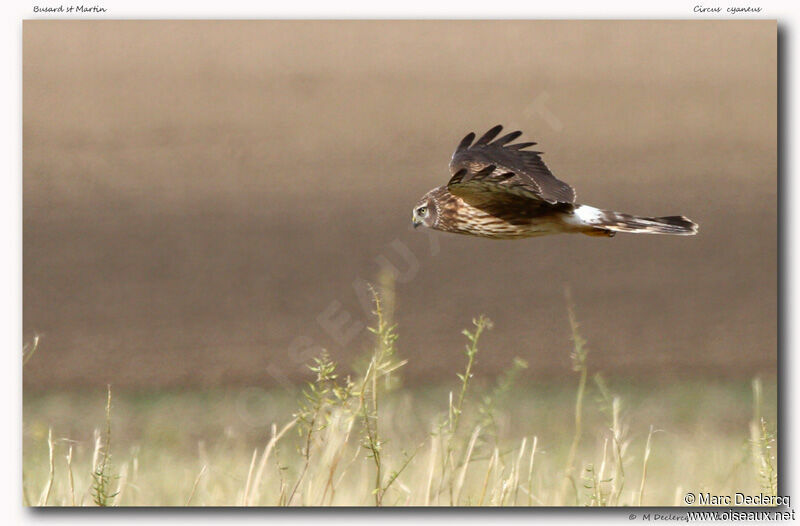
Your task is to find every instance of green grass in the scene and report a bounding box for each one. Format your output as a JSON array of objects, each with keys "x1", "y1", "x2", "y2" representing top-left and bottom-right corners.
[{"x1": 22, "y1": 286, "x2": 777, "y2": 506}]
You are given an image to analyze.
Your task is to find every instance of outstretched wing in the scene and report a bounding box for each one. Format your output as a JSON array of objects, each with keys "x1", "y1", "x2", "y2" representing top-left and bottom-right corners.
[{"x1": 448, "y1": 125, "x2": 576, "y2": 205}]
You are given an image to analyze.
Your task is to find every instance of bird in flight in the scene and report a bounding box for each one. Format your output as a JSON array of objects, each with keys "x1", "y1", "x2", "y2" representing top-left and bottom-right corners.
[{"x1": 412, "y1": 125, "x2": 698, "y2": 239}]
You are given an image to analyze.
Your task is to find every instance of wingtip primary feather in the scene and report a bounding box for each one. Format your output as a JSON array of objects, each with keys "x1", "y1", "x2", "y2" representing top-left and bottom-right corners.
[
  {"x1": 447, "y1": 168, "x2": 469, "y2": 185},
  {"x1": 473, "y1": 164, "x2": 496, "y2": 178},
  {"x1": 456, "y1": 132, "x2": 475, "y2": 152},
  {"x1": 505, "y1": 141, "x2": 538, "y2": 151},
  {"x1": 492, "y1": 130, "x2": 522, "y2": 146},
  {"x1": 474, "y1": 125, "x2": 504, "y2": 146}
]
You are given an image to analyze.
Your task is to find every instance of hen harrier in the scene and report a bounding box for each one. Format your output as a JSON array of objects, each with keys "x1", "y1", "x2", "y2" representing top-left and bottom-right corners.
[{"x1": 412, "y1": 125, "x2": 698, "y2": 239}]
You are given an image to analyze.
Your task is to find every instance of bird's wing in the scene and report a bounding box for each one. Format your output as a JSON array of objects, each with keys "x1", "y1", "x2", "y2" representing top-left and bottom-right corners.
[
  {"x1": 445, "y1": 166, "x2": 556, "y2": 224},
  {"x1": 448, "y1": 125, "x2": 576, "y2": 205}
]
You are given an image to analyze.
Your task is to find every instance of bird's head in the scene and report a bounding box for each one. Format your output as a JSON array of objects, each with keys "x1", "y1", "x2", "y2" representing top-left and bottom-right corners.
[{"x1": 411, "y1": 188, "x2": 442, "y2": 230}]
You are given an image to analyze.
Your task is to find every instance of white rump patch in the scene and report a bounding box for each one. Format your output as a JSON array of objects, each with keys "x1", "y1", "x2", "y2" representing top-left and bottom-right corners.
[{"x1": 574, "y1": 205, "x2": 603, "y2": 225}]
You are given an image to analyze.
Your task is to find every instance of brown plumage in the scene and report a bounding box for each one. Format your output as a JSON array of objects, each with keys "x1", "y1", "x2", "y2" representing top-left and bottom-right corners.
[{"x1": 412, "y1": 125, "x2": 698, "y2": 239}]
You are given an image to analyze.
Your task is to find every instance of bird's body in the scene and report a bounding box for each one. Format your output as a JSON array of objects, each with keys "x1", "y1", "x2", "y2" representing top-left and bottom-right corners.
[
  {"x1": 421, "y1": 186, "x2": 574, "y2": 239},
  {"x1": 412, "y1": 125, "x2": 698, "y2": 239}
]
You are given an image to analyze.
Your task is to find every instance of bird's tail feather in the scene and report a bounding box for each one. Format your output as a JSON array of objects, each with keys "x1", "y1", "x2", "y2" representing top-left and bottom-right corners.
[{"x1": 575, "y1": 205, "x2": 698, "y2": 236}]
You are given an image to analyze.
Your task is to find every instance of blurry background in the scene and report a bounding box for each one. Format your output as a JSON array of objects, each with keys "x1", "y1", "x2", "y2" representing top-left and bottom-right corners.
[{"x1": 23, "y1": 21, "x2": 776, "y2": 391}]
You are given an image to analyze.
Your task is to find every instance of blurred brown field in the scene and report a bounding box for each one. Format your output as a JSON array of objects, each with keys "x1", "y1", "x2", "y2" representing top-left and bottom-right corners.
[{"x1": 23, "y1": 20, "x2": 777, "y2": 390}]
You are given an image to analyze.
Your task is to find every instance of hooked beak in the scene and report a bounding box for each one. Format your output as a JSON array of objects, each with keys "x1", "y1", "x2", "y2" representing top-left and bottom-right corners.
[{"x1": 412, "y1": 217, "x2": 421, "y2": 229}]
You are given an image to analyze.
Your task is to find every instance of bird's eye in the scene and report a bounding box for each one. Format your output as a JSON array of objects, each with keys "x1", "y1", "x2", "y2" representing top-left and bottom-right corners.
[{"x1": 417, "y1": 206, "x2": 428, "y2": 217}]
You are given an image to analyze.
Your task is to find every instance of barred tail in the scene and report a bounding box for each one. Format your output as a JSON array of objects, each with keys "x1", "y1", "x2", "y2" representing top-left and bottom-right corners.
[{"x1": 574, "y1": 205, "x2": 699, "y2": 236}]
